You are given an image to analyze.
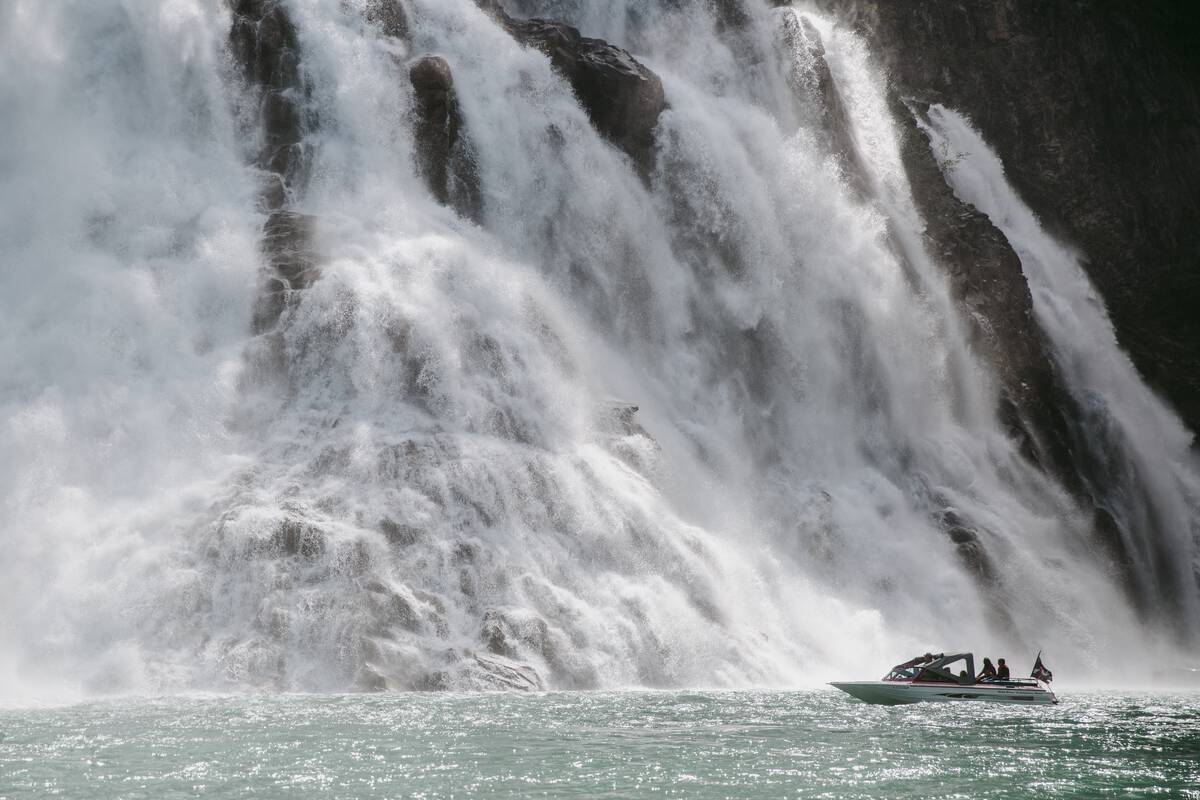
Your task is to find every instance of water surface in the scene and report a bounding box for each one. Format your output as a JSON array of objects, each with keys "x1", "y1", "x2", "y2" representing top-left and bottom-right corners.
[{"x1": 4, "y1": 690, "x2": 1199, "y2": 798}]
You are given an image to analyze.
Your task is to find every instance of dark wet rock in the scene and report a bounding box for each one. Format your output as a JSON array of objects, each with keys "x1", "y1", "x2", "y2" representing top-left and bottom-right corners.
[
  {"x1": 477, "y1": 609, "x2": 594, "y2": 687},
  {"x1": 708, "y1": 0, "x2": 752, "y2": 32},
  {"x1": 939, "y1": 510, "x2": 993, "y2": 584},
  {"x1": 262, "y1": 211, "x2": 319, "y2": 288},
  {"x1": 378, "y1": 518, "x2": 422, "y2": 547},
  {"x1": 364, "y1": 0, "x2": 408, "y2": 39},
  {"x1": 893, "y1": 97, "x2": 1078, "y2": 480},
  {"x1": 481, "y1": 609, "x2": 509, "y2": 656},
  {"x1": 271, "y1": 518, "x2": 327, "y2": 559},
  {"x1": 259, "y1": 172, "x2": 287, "y2": 212},
  {"x1": 777, "y1": 12, "x2": 866, "y2": 193},
  {"x1": 844, "y1": 1, "x2": 1200, "y2": 437},
  {"x1": 408, "y1": 55, "x2": 482, "y2": 220},
  {"x1": 230, "y1": 0, "x2": 301, "y2": 89},
  {"x1": 1057, "y1": 399, "x2": 1183, "y2": 616},
  {"x1": 898, "y1": 92, "x2": 1157, "y2": 610},
  {"x1": 228, "y1": 0, "x2": 308, "y2": 205},
  {"x1": 937, "y1": 509, "x2": 1017, "y2": 635},
  {"x1": 252, "y1": 211, "x2": 319, "y2": 333},
  {"x1": 479, "y1": 3, "x2": 666, "y2": 174},
  {"x1": 228, "y1": 0, "x2": 320, "y2": 338},
  {"x1": 473, "y1": 0, "x2": 506, "y2": 21},
  {"x1": 367, "y1": 581, "x2": 423, "y2": 633}
]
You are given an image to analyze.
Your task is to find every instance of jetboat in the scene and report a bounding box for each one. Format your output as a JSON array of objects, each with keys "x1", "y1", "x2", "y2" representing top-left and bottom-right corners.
[{"x1": 831, "y1": 652, "x2": 1057, "y2": 705}]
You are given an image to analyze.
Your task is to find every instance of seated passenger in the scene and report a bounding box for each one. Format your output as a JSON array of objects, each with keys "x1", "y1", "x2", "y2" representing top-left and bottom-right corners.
[
  {"x1": 977, "y1": 657, "x2": 997, "y2": 681},
  {"x1": 996, "y1": 658, "x2": 1010, "y2": 680},
  {"x1": 959, "y1": 669, "x2": 969, "y2": 682}
]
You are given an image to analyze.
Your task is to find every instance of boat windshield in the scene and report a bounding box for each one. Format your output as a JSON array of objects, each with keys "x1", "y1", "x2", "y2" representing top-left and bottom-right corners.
[
  {"x1": 882, "y1": 653, "x2": 942, "y2": 682},
  {"x1": 882, "y1": 652, "x2": 975, "y2": 684},
  {"x1": 884, "y1": 665, "x2": 920, "y2": 681}
]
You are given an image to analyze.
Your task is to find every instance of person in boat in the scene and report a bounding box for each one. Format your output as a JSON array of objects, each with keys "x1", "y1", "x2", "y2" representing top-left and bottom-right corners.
[
  {"x1": 977, "y1": 657, "x2": 997, "y2": 681},
  {"x1": 996, "y1": 658, "x2": 1010, "y2": 680}
]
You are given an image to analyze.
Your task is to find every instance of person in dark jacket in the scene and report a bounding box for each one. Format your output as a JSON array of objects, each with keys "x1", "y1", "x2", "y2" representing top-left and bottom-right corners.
[
  {"x1": 996, "y1": 658, "x2": 1011, "y2": 680},
  {"x1": 977, "y1": 657, "x2": 997, "y2": 681}
]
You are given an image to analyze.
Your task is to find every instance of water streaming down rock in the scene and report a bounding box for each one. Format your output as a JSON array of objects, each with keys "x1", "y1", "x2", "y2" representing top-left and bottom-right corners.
[
  {"x1": 918, "y1": 105, "x2": 1200, "y2": 630},
  {"x1": 0, "y1": 0, "x2": 1196, "y2": 697}
]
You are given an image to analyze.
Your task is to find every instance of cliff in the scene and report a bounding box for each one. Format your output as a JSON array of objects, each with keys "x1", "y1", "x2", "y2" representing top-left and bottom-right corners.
[{"x1": 844, "y1": 0, "x2": 1200, "y2": 437}]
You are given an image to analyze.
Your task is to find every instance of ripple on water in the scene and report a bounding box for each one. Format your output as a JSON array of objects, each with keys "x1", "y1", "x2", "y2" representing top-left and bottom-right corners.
[{"x1": 1, "y1": 690, "x2": 1199, "y2": 798}]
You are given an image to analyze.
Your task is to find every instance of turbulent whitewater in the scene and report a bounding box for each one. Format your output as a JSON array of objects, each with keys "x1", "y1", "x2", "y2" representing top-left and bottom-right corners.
[{"x1": 1, "y1": 0, "x2": 1197, "y2": 697}]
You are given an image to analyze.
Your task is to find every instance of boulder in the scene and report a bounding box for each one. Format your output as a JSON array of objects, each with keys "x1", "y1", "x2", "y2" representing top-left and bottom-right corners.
[
  {"x1": 408, "y1": 55, "x2": 482, "y2": 220},
  {"x1": 479, "y1": 3, "x2": 666, "y2": 174}
]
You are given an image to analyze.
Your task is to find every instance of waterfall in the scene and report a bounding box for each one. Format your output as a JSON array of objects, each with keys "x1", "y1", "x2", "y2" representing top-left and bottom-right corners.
[
  {"x1": 0, "y1": 0, "x2": 1193, "y2": 698},
  {"x1": 919, "y1": 105, "x2": 1200, "y2": 631}
]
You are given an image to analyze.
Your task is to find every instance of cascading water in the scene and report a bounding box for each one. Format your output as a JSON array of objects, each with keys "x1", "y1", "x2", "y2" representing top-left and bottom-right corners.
[
  {"x1": 919, "y1": 105, "x2": 1200, "y2": 630},
  {"x1": 1, "y1": 0, "x2": 1195, "y2": 699}
]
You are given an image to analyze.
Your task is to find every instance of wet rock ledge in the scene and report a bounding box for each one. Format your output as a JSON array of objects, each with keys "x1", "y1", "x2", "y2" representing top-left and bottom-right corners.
[{"x1": 477, "y1": 0, "x2": 667, "y2": 174}]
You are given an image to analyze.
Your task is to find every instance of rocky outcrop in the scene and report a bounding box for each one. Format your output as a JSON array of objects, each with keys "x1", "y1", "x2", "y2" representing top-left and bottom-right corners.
[
  {"x1": 229, "y1": 0, "x2": 308, "y2": 205},
  {"x1": 843, "y1": 0, "x2": 1200, "y2": 437},
  {"x1": 895, "y1": 97, "x2": 1079, "y2": 482},
  {"x1": 478, "y1": 1, "x2": 667, "y2": 174},
  {"x1": 228, "y1": 0, "x2": 319, "y2": 334},
  {"x1": 777, "y1": 12, "x2": 867, "y2": 193},
  {"x1": 479, "y1": 608, "x2": 592, "y2": 688},
  {"x1": 408, "y1": 55, "x2": 482, "y2": 220},
  {"x1": 817, "y1": 0, "x2": 1200, "y2": 617},
  {"x1": 250, "y1": 210, "x2": 320, "y2": 334},
  {"x1": 363, "y1": 0, "x2": 408, "y2": 40}
]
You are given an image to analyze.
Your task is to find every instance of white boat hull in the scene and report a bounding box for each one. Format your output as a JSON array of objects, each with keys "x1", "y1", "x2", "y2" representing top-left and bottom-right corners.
[{"x1": 830, "y1": 680, "x2": 1057, "y2": 706}]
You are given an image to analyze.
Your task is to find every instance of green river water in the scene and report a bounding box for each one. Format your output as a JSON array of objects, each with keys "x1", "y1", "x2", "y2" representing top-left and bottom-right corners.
[{"x1": 2, "y1": 690, "x2": 1198, "y2": 798}]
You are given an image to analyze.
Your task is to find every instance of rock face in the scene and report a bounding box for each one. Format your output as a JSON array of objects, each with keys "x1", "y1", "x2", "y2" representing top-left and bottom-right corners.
[
  {"x1": 408, "y1": 55, "x2": 482, "y2": 221},
  {"x1": 845, "y1": 0, "x2": 1200, "y2": 437},
  {"x1": 228, "y1": 0, "x2": 319, "y2": 334},
  {"x1": 229, "y1": 0, "x2": 308, "y2": 205},
  {"x1": 896, "y1": 98, "x2": 1078, "y2": 481},
  {"x1": 807, "y1": 0, "x2": 1200, "y2": 613},
  {"x1": 479, "y1": 2, "x2": 667, "y2": 174},
  {"x1": 777, "y1": 11, "x2": 866, "y2": 193},
  {"x1": 250, "y1": 210, "x2": 320, "y2": 334},
  {"x1": 363, "y1": 0, "x2": 408, "y2": 40}
]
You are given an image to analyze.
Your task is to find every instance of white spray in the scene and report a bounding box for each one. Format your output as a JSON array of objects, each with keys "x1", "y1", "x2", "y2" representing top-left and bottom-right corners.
[{"x1": 0, "y1": 0, "x2": 1192, "y2": 698}]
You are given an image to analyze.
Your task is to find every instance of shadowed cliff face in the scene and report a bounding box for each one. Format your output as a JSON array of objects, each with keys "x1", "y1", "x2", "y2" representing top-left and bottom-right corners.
[{"x1": 842, "y1": 0, "x2": 1200, "y2": 438}]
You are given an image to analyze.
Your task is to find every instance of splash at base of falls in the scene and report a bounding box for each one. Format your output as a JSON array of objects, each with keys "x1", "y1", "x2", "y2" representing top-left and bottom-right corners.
[{"x1": 1, "y1": 0, "x2": 1196, "y2": 698}]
